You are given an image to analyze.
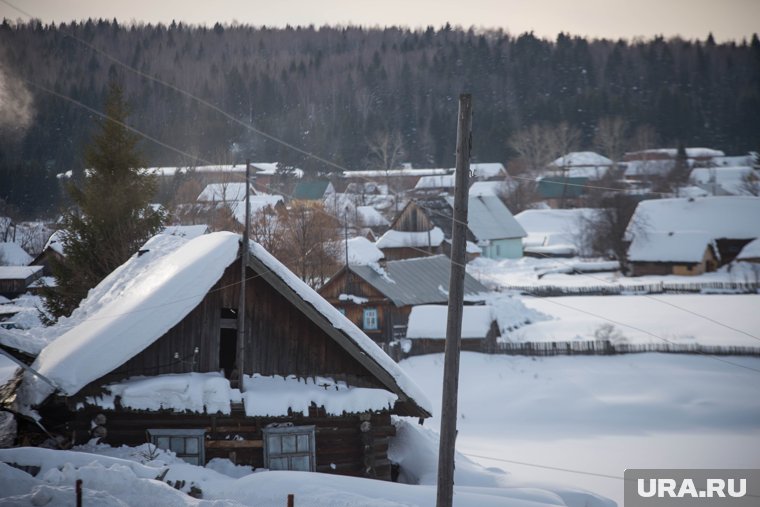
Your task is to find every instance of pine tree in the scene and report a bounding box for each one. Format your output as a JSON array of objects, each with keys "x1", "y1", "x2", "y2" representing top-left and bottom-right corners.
[{"x1": 43, "y1": 82, "x2": 165, "y2": 319}]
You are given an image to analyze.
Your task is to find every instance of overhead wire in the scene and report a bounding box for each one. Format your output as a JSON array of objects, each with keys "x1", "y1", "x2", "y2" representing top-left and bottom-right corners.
[
  {"x1": 5, "y1": 6, "x2": 760, "y2": 486},
  {"x1": 5, "y1": 3, "x2": 759, "y2": 376}
]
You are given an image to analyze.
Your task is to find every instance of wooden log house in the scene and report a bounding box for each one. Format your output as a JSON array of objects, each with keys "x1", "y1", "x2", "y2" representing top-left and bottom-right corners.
[
  {"x1": 318, "y1": 255, "x2": 489, "y2": 345},
  {"x1": 4, "y1": 232, "x2": 430, "y2": 481}
]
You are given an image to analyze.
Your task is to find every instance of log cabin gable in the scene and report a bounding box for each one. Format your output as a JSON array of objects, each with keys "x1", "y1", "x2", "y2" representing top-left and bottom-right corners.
[
  {"x1": 87, "y1": 260, "x2": 386, "y2": 398},
  {"x1": 318, "y1": 267, "x2": 388, "y2": 303},
  {"x1": 388, "y1": 200, "x2": 433, "y2": 233}
]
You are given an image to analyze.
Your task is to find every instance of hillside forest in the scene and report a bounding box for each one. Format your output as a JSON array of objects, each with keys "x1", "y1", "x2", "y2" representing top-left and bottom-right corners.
[{"x1": 1, "y1": 20, "x2": 759, "y2": 216}]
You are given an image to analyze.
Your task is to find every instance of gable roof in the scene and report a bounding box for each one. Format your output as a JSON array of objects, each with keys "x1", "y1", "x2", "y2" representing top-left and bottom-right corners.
[
  {"x1": 197, "y1": 182, "x2": 253, "y2": 202},
  {"x1": 22, "y1": 232, "x2": 430, "y2": 416},
  {"x1": 627, "y1": 231, "x2": 717, "y2": 263},
  {"x1": 624, "y1": 196, "x2": 760, "y2": 241},
  {"x1": 0, "y1": 243, "x2": 32, "y2": 266},
  {"x1": 537, "y1": 177, "x2": 588, "y2": 199},
  {"x1": 406, "y1": 305, "x2": 495, "y2": 339},
  {"x1": 346, "y1": 255, "x2": 488, "y2": 307},
  {"x1": 292, "y1": 180, "x2": 333, "y2": 200},
  {"x1": 550, "y1": 151, "x2": 612, "y2": 167},
  {"x1": 467, "y1": 195, "x2": 526, "y2": 241}
]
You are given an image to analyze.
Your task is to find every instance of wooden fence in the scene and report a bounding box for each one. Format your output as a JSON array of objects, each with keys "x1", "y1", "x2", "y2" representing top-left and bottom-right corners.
[
  {"x1": 492, "y1": 340, "x2": 760, "y2": 357},
  {"x1": 502, "y1": 280, "x2": 760, "y2": 297}
]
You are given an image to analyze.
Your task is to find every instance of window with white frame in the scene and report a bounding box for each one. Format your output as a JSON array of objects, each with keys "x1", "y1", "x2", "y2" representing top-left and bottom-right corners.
[
  {"x1": 363, "y1": 307, "x2": 378, "y2": 330},
  {"x1": 147, "y1": 428, "x2": 205, "y2": 465},
  {"x1": 262, "y1": 425, "x2": 315, "y2": 471}
]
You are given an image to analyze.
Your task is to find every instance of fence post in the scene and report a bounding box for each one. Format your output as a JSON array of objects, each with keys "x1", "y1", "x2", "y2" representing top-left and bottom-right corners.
[
  {"x1": 76, "y1": 479, "x2": 83, "y2": 507},
  {"x1": 287, "y1": 494, "x2": 294, "y2": 507}
]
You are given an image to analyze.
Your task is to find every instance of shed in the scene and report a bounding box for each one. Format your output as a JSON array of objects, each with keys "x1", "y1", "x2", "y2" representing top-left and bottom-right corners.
[
  {"x1": 0, "y1": 266, "x2": 43, "y2": 298},
  {"x1": 466, "y1": 195, "x2": 526, "y2": 259},
  {"x1": 627, "y1": 231, "x2": 719, "y2": 276},
  {"x1": 8, "y1": 232, "x2": 430, "y2": 480},
  {"x1": 404, "y1": 305, "x2": 499, "y2": 355}
]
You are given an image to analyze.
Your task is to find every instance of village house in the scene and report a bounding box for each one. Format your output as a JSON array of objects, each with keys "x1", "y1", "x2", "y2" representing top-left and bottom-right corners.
[
  {"x1": 375, "y1": 196, "x2": 524, "y2": 260},
  {"x1": 0, "y1": 266, "x2": 43, "y2": 299},
  {"x1": 3, "y1": 232, "x2": 430, "y2": 480},
  {"x1": 627, "y1": 231, "x2": 720, "y2": 276},
  {"x1": 548, "y1": 151, "x2": 613, "y2": 181},
  {"x1": 318, "y1": 255, "x2": 488, "y2": 344},
  {"x1": 624, "y1": 196, "x2": 760, "y2": 274},
  {"x1": 403, "y1": 305, "x2": 500, "y2": 356},
  {"x1": 515, "y1": 208, "x2": 600, "y2": 258}
]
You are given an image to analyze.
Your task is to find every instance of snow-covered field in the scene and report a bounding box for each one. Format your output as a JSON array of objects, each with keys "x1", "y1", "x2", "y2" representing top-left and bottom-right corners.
[
  {"x1": 400, "y1": 352, "x2": 760, "y2": 507},
  {"x1": 510, "y1": 294, "x2": 760, "y2": 347},
  {"x1": 469, "y1": 256, "x2": 760, "y2": 290}
]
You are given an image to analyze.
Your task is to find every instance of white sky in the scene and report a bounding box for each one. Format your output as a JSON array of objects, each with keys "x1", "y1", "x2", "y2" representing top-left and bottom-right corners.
[{"x1": 1, "y1": 0, "x2": 758, "y2": 42}]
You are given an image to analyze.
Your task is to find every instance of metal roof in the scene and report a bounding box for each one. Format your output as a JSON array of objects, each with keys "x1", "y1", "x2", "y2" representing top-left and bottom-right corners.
[
  {"x1": 467, "y1": 195, "x2": 526, "y2": 241},
  {"x1": 349, "y1": 255, "x2": 488, "y2": 307}
]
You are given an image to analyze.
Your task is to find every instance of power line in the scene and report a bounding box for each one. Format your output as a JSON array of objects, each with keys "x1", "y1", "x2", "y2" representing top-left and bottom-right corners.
[
  {"x1": 517, "y1": 249, "x2": 760, "y2": 343},
  {"x1": 518, "y1": 293, "x2": 760, "y2": 374},
  {"x1": 7, "y1": 4, "x2": 758, "y2": 376},
  {"x1": 462, "y1": 452, "x2": 624, "y2": 481}
]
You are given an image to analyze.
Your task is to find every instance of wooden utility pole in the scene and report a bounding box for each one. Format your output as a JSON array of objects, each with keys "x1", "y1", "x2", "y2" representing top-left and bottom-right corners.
[
  {"x1": 435, "y1": 94, "x2": 472, "y2": 507},
  {"x1": 237, "y1": 160, "x2": 251, "y2": 389}
]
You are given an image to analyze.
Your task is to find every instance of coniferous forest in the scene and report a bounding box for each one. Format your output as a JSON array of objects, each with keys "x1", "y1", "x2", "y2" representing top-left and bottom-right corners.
[{"x1": 1, "y1": 19, "x2": 759, "y2": 216}]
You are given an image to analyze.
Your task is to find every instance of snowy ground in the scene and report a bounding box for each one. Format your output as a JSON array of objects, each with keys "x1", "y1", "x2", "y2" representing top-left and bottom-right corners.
[
  {"x1": 0, "y1": 410, "x2": 614, "y2": 507},
  {"x1": 509, "y1": 294, "x2": 760, "y2": 347},
  {"x1": 400, "y1": 352, "x2": 760, "y2": 507},
  {"x1": 469, "y1": 256, "x2": 760, "y2": 290}
]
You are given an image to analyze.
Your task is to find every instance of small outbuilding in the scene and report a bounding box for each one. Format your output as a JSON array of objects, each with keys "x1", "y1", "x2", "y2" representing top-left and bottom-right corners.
[{"x1": 404, "y1": 305, "x2": 499, "y2": 356}]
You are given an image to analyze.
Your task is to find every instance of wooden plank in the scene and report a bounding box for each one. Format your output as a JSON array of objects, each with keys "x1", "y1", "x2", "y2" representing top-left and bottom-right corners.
[{"x1": 205, "y1": 440, "x2": 263, "y2": 449}]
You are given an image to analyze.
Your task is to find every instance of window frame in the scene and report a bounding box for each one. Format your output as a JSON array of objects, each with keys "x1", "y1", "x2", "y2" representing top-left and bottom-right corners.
[
  {"x1": 262, "y1": 425, "x2": 316, "y2": 472},
  {"x1": 147, "y1": 428, "x2": 205, "y2": 465},
  {"x1": 363, "y1": 307, "x2": 379, "y2": 330}
]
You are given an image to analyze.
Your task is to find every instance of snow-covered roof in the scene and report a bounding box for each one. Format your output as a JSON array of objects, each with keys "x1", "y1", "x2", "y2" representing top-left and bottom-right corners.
[
  {"x1": 406, "y1": 305, "x2": 495, "y2": 339},
  {"x1": 627, "y1": 231, "x2": 716, "y2": 263},
  {"x1": 469, "y1": 181, "x2": 506, "y2": 197},
  {"x1": 625, "y1": 147, "x2": 725, "y2": 159},
  {"x1": 414, "y1": 175, "x2": 455, "y2": 189},
  {"x1": 624, "y1": 197, "x2": 760, "y2": 241},
  {"x1": 42, "y1": 230, "x2": 65, "y2": 256},
  {"x1": 26, "y1": 233, "x2": 240, "y2": 404},
  {"x1": 90, "y1": 372, "x2": 399, "y2": 417},
  {"x1": 230, "y1": 194, "x2": 284, "y2": 224},
  {"x1": 689, "y1": 166, "x2": 757, "y2": 196},
  {"x1": 550, "y1": 151, "x2": 612, "y2": 167},
  {"x1": 737, "y1": 238, "x2": 760, "y2": 260},
  {"x1": 160, "y1": 224, "x2": 209, "y2": 239},
  {"x1": 376, "y1": 227, "x2": 445, "y2": 249},
  {"x1": 0, "y1": 243, "x2": 32, "y2": 266},
  {"x1": 515, "y1": 208, "x2": 598, "y2": 250},
  {"x1": 467, "y1": 195, "x2": 526, "y2": 241},
  {"x1": 143, "y1": 163, "x2": 303, "y2": 178},
  {"x1": 342, "y1": 237, "x2": 384, "y2": 265},
  {"x1": 197, "y1": 183, "x2": 253, "y2": 202},
  {"x1": 342, "y1": 168, "x2": 450, "y2": 178},
  {"x1": 345, "y1": 255, "x2": 488, "y2": 307},
  {"x1": 356, "y1": 206, "x2": 389, "y2": 227},
  {"x1": 469, "y1": 163, "x2": 506, "y2": 179},
  {"x1": 23, "y1": 232, "x2": 431, "y2": 416},
  {"x1": 0, "y1": 266, "x2": 42, "y2": 281}
]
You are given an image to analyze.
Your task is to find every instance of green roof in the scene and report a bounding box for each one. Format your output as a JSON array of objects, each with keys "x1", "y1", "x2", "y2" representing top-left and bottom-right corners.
[
  {"x1": 292, "y1": 179, "x2": 331, "y2": 200},
  {"x1": 537, "y1": 177, "x2": 588, "y2": 199}
]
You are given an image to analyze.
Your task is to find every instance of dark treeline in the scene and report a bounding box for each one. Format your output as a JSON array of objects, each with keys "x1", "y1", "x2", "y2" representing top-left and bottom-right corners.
[{"x1": 1, "y1": 19, "x2": 759, "y2": 216}]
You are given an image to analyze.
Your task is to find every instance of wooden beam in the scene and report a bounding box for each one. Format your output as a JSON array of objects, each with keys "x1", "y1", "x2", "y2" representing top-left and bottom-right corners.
[{"x1": 205, "y1": 440, "x2": 263, "y2": 449}]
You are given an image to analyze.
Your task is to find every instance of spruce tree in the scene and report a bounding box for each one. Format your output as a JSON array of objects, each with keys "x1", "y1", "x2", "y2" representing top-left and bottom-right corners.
[{"x1": 43, "y1": 82, "x2": 165, "y2": 319}]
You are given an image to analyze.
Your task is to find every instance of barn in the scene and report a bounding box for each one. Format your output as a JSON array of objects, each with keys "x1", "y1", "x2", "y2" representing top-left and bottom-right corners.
[{"x1": 4, "y1": 232, "x2": 430, "y2": 480}]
